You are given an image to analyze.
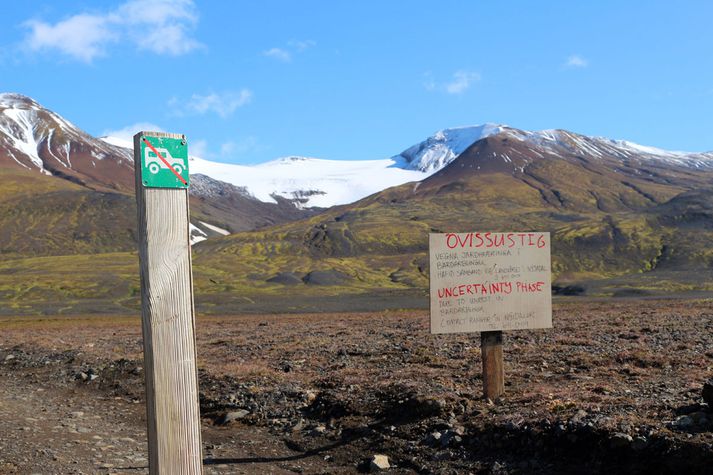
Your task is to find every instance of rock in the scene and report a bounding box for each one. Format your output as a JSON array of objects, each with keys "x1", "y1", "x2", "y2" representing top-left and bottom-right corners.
[
  {"x1": 309, "y1": 425, "x2": 327, "y2": 436},
  {"x1": 369, "y1": 454, "x2": 390, "y2": 471},
  {"x1": 673, "y1": 415, "x2": 693, "y2": 429},
  {"x1": 703, "y1": 379, "x2": 713, "y2": 406},
  {"x1": 440, "y1": 430, "x2": 462, "y2": 447},
  {"x1": 217, "y1": 409, "x2": 250, "y2": 425},
  {"x1": 302, "y1": 270, "x2": 352, "y2": 286},
  {"x1": 291, "y1": 419, "x2": 305, "y2": 432},
  {"x1": 609, "y1": 432, "x2": 632, "y2": 448},
  {"x1": 266, "y1": 272, "x2": 303, "y2": 285},
  {"x1": 4, "y1": 354, "x2": 15, "y2": 361},
  {"x1": 423, "y1": 431, "x2": 442, "y2": 447},
  {"x1": 304, "y1": 390, "x2": 318, "y2": 404},
  {"x1": 689, "y1": 411, "x2": 708, "y2": 425}
]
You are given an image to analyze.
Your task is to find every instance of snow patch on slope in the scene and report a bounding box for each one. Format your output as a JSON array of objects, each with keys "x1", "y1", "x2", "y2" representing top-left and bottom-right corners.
[
  {"x1": 189, "y1": 223, "x2": 208, "y2": 245},
  {"x1": 199, "y1": 221, "x2": 230, "y2": 236},
  {"x1": 0, "y1": 107, "x2": 43, "y2": 168}
]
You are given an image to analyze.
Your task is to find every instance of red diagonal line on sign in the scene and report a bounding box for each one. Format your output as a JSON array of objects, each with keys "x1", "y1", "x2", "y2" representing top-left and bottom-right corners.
[{"x1": 142, "y1": 137, "x2": 188, "y2": 185}]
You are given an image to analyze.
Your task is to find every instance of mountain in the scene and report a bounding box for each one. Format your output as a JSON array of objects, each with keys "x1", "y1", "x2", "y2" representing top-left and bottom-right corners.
[
  {"x1": 0, "y1": 93, "x2": 318, "y2": 250},
  {"x1": 185, "y1": 125, "x2": 508, "y2": 207},
  {"x1": 0, "y1": 93, "x2": 134, "y2": 191},
  {"x1": 175, "y1": 125, "x2": 503, "y2": 208},
  {"x1": 189, "y1": 125, "x2": 713, "y2": 312},
  {"x1": 124, "y1": 123, "x2": 713, "y2": 210},
  {"x1": 4, "y1": 92, "x2": 713, "y2": 314}
]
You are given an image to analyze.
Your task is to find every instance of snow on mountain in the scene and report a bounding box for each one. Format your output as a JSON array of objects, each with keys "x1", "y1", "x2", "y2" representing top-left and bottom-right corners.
[
  {"x1": 99, "y1": 121, "x2": 713, "y2": 209},
  {"x1": 0, "y1": 93, "x2": 134, "y2": 190},
  {"x1": 188, "y1": 155, "x2": 426, "y2": 208},
  {"x1": 0, "y1": 93, "x2": 132, "y2": 169},
  {"x1": 98, "y1": 134, "x2": 429, "y2": 208},
  {"x1": 4, "y1": 92, "x2": 713, "y2": 210},
  {"x1": 500, "y1": 128, "x2": 713, "y2": 169},
  {"x1": 98, "y1": 133, "x2": 428, "y2": 208},
  {"x1": 393, "y1": 124, "x2": 506, "y2": 173},
  {"x1": 100, "y1": 124, "x2": 507, "y2": 208}
]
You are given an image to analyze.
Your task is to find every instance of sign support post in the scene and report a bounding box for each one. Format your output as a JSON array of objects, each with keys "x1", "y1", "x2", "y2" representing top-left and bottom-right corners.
[
  {"x1": 134, "y1": 131, "x2": 202, "y2": 474},
  {"x1": 481, "y1": 330, "x2": 504, "y2": 400}
]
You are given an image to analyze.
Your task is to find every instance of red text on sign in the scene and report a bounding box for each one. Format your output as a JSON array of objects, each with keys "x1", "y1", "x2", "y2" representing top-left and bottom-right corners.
[{"x1": 445, "y1": 232, "x2": 546, "y2": 249}]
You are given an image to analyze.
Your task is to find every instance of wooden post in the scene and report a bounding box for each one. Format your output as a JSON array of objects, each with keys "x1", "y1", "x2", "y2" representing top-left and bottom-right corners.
[
  {"x1": 134, "y1": 131, "x2": 203, "y2": 474},
  {"x1": 481, "y1": 330, "x2": 504, "y2": 400}
]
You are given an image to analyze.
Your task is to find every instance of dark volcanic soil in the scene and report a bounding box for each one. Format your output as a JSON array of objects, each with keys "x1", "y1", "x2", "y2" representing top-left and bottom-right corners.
[{"x1": 1, "y1": 300, "x2": 712, "y2": 474}]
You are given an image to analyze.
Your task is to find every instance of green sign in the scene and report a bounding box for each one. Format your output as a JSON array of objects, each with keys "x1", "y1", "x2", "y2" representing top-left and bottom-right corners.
[{"x1": 140, "y1": 135, "x2": 190, "y2": 188}]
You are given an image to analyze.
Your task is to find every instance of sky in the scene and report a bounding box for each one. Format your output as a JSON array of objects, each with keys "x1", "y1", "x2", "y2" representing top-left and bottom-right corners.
[{"x1": 0, "y1": 1, "x2": 711, "y2": 164}]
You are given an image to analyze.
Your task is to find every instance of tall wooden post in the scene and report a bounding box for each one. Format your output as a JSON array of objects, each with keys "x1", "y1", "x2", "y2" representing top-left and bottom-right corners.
[
  {"x1": 134, "y1": 131, "x2": 203, "y2": 474},
  {"x1": 481, "y1": 330, "x2": 504, "y2": 400}
]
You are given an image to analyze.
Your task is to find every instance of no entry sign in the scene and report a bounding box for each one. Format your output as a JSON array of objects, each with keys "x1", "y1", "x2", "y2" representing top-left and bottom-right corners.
[
  {"x1": 429, "y1": 232, "x2": 552, "y2": 334},
  {"x1": 140, "y1": 135, "x2": 189, "y2": 188}
]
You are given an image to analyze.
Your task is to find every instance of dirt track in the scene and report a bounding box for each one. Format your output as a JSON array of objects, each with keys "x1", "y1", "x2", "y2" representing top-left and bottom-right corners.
[{"x1": 1, "y1": 300, "x2": 712, "y2": 474}]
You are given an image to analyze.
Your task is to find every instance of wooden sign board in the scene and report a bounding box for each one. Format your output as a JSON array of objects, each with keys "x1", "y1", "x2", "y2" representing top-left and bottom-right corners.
[{"x1": 429, "y1": 232, "x2": 552, "y2": 334}]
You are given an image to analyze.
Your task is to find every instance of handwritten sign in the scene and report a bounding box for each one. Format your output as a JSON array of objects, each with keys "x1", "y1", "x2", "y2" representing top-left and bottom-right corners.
[{"x1": 429, "y1": 232, "x2": 552, "y2": 334}]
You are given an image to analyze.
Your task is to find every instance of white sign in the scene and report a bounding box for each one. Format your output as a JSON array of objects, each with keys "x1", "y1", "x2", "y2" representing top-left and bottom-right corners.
[{"x1": 429, "y1": 232, "x2": 552, "y2": 334}]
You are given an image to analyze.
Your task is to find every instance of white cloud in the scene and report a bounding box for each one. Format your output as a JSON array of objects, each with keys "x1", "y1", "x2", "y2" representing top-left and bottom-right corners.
[
  {"x1": 102, "y1": 122, "x2": 165, "y2": 143},
  {"x1": 424, "y1": 70, "x2": 480, "y2": 95},
  {"x1": 263, "y1": 47, "x2": 291, "y2": 62},
  {"x1": 264, "y1": 39, "x2": 316, "y2": 62},
  {"x1": 116, "y1": 0, "x2": 200, "y2": 55},
  {"x1": 21, "y1": 0, "x2": 201, "y2": 62},
  {"x1": 170, "y1": 90, "x2": 253, "y2": 118},
  {"x1": 444, "y1": 71, "x2": 480, "y2": 94},
  {"x1": 565, "y1": 54, "x2": 588, "y2": 68},
  {"x1": 23, "y1": 14, "x2": 116, "y2": 62}
]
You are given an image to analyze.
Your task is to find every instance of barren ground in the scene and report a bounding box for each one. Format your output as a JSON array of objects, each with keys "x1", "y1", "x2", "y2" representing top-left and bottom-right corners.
[{"x1": 1, "y1": 299, "x2": 712, "y2": 474}]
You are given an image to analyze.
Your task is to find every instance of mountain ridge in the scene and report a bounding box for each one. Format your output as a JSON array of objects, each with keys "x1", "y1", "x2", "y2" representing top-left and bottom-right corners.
[{"x1": 3, "y1": 92, "x2": 713, "y2": 314}]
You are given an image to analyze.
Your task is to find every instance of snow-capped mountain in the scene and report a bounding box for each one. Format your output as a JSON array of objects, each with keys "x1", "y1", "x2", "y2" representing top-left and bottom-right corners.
[
  {"x1": 0, "y1": 93, "x2": 319, "y2": 239},
  {"x1": 99, "y1": 137, "x2": 428, "y2": 209},
  {"x1": 0, "y1": 93, "x2": 134, "y2": 191},
  {"x1": 4, "y1": 92, "x2": 713, "y2": 213},
  {"x1": 186, "y1": 125, "x2": 712, "y2": 207},
  {"x1": 498, "y1": 127, "x2": 713, "y2": 169}
]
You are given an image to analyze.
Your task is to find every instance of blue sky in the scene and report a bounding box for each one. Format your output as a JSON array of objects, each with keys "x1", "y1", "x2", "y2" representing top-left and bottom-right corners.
[{"x1": 1, "y1": 1, "x2": 711, "y2": 164}]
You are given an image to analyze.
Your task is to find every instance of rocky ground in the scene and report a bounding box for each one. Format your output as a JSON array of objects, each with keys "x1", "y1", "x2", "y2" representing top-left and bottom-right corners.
[{"x1": 0, "y1": 300, "x2": 712, "y2": 474}]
